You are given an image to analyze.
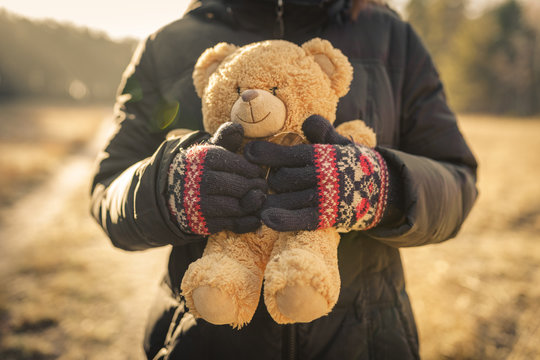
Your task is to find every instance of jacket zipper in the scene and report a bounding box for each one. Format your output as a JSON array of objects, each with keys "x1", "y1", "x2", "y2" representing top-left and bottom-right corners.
[
  {"x1": 282, "y1": 323, "x2": 297, "y2": 360},
  {"x1": 275, "y1": 0, "x2": 285, "y2": 38}
]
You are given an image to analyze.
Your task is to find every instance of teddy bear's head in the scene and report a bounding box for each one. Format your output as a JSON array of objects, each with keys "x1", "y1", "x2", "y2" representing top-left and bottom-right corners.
[{"x1": 193, "y1": 38, "x2": 353, "y2": 139}]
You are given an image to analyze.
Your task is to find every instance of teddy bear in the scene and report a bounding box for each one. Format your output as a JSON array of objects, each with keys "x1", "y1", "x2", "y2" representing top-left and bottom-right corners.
[{"x1": 178, "y1": 38, "x2": 377, "y2": 328}]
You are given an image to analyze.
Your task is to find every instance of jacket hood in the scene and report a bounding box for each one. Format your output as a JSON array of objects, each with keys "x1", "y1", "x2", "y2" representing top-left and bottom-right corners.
[{"x1": 184, "y1": 0, "x2": 351, "y2": 39}]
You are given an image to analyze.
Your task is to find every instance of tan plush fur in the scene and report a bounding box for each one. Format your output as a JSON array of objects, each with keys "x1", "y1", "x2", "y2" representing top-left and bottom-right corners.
[{"x1": 180, "y1": 38, "x2": 376, "y2": 328}]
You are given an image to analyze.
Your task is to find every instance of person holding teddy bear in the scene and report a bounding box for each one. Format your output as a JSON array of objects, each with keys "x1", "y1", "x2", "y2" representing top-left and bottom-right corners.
[{"x1": 90, "y1": 0, "x2": 478, "y2": 359}]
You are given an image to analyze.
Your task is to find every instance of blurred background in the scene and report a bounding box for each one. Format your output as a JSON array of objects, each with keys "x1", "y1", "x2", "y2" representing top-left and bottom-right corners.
[{"x1": 0, "y1": 0, "x2": 539, "y2": 359}]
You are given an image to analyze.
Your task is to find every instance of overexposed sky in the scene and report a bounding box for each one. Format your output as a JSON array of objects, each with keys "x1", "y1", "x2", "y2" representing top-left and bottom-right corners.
[
  {"x1": 0, "y1": 0, "x2": 498, "y2": 40},
  {"x1": 0, "y1": 0, "x2": 192, "y2": 39}
]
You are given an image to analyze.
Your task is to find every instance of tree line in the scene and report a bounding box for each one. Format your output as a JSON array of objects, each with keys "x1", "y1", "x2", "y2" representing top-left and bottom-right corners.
[
  {"x1": 0, "y1": 9, "x2": 137, "y2": 102},
  {"x1": 406, "y1": 0, "x2": 539, "y2": 115}
]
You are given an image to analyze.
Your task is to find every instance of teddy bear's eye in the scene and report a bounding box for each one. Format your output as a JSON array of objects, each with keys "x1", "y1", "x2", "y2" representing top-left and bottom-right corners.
[
  {"x1": 271, "y1": 87, "x2": 278, "y2": 95},
  {"x1": 236, "y1": 86, "x2": 241, "y2": 95}
]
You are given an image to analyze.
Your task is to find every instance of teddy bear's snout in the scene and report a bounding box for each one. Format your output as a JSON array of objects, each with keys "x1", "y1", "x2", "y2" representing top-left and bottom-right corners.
[
  {"x1": 241, "y1": 90, "x2": 258, "y2": 102},
  {"x1": 230, "y1": 88, "x2": 287, "y2": 138}
]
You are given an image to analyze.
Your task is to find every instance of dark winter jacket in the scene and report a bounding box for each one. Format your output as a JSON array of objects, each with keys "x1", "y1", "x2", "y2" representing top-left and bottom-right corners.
[{"x1": 90, "y1": 0, "x2": 478, "y2": 359}]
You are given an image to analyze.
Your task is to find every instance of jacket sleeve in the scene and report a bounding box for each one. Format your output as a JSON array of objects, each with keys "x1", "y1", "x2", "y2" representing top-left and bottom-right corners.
[
  {"x1": 366, "y1": 24, "x2": 478, "y2": 247},
  {"x1": 90, "y1": 37, "x2": 206, "y2": 251}
]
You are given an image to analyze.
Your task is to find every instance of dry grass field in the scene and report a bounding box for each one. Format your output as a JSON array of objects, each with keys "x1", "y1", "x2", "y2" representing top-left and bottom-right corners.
[
  {"x1": 402, "y1": 115, "x2": 540, "y2": 359},
  {"x1": 0, "y1": 102, "x2": 539, "y2": 359}
]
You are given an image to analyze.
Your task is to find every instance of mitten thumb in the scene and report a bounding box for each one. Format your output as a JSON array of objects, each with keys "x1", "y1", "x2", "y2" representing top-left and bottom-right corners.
[
  {"x1": 209, "y1": 122, "x2": 244, "y2": 152},
  {"x1": 302, "y1": 115, "x2": 352, "y2": 145}
]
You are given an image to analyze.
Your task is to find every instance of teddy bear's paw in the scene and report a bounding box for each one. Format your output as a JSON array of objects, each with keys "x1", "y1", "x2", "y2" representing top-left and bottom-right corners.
[
  {"x1": 192, "y1": 286, "x2": 238, "y2": 325},
  {"x1": 275, "y1": 285, "x2": 329, "y2": 323},
  {"x1": 181, "y1": 253, "x2": 262, "y2": 328},
  {"x1": 263, "y1": 248, "x2": 340, "y2": 324}
]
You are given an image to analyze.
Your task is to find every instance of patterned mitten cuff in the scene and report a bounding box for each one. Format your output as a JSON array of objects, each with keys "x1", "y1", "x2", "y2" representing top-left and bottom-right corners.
[
  {"x1": 314, "y1": 143, "x2": 389, "y2": 231},
  {"x1": 168, "y1": 146, "x2": 212, "y2": 235}
]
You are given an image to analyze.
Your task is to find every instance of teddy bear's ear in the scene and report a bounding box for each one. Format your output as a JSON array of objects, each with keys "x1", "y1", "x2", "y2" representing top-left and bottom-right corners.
[
  {"x1": 302, "y1": 38, "x2": 353, "y2": 98},
  {"x1": 193, "y1": 42, "x2": 238, "y2": 97}
]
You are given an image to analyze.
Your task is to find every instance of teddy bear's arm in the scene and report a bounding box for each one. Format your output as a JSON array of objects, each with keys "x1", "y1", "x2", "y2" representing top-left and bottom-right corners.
[{"x1": 335, "y1": 120, "x2": 377, "y2": 148}]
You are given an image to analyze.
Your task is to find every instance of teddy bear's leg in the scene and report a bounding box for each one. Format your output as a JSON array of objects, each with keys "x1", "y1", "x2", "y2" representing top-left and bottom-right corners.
[
  {"x1": 181, "y1": 226, "x2": 277, "y2": 328},
  {"x1": 263, "y1": 229, "x2": 341, "y2": 324}
]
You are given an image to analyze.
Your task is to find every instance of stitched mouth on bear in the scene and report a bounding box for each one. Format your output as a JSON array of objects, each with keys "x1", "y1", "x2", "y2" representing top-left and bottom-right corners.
[{"x1": 235, "y1": 111, "x2": 271, "y2": 124}]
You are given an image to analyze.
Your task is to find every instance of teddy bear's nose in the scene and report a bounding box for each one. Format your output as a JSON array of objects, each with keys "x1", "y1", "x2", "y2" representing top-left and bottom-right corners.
[{"x1": 241, "y1": 90, "x2": 258, "y2": 102}]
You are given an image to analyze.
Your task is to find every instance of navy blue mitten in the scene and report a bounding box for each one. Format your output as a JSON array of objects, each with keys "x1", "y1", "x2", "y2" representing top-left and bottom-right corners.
[
  {"x1": 244, "y1": 115, "x2": 389, "y2": 232},
  {"x1": 168, "y1": 122, "x2": 267, "y2": 235}
]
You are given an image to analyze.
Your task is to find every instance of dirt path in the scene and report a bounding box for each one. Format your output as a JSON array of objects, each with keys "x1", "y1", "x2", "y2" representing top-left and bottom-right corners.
[
  {"x1": 1, "y1": 113, "x2": 118, "y2": 257},
  {"x1": 0, "y1": 154, "x2": 94, "y2": 260},
  {"x1": 0, "y1": 112, "x2": 169, "y2": 359}
]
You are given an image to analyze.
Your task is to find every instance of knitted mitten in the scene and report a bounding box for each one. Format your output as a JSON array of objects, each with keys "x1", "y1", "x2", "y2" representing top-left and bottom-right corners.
[
  {"x1": 168, "y1": 122, "x2": 267, "y2": 235},
  {"x1": 244, "y1": 115, "x2": 389, "y2": 232}
]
